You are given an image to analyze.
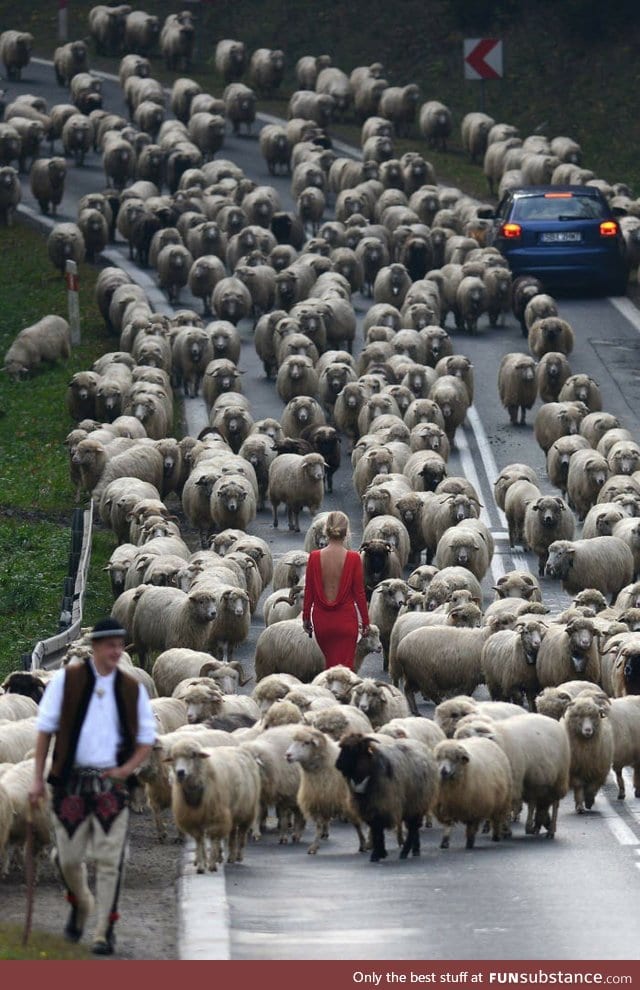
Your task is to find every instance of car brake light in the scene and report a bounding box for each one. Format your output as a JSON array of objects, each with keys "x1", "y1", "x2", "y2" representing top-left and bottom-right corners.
[
  {"x1": 544, "y1": 192, "x2": 573, "y2": 198},
  {"x1": 500, "y1": 222, "x2": 521, "y2": 239},
  {"x1": 599, "y1": 220, "x2": 618, "y2": 237}
]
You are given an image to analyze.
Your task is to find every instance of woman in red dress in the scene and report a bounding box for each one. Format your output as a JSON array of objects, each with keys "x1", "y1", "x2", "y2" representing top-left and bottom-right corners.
[{"x1": 302, "y1": 511, "x2": 370, "y2": 669}]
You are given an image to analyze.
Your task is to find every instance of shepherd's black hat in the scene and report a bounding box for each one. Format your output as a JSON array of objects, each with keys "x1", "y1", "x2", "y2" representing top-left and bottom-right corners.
[{"x1": 89, "y1": 617, "x2": 128, "y2": 641}]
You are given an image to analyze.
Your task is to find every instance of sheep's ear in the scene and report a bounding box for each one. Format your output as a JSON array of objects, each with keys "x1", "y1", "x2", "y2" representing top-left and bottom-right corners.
[
  {"x1": 161, "y1": 756, "x2": 174, "y2": 764},
  {"x1": 554, "y1": 497, "x2": 565, "y2": 508},
  {"x1": 531, "y1": 500, "x2": 541, "y2": 511},
  {"x1": 195, "y1": 751, "x2": 210, "y2": 758}
]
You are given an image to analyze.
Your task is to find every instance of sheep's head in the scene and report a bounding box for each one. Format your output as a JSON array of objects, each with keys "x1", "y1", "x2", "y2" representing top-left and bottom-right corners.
[
  {"x1": 335, "y1": 732, "x2": 385, "y2": 790},
  {"x1": 182, "y1": 683, "x2": 224, "y2": 724},
  {"x1": 164, "y1": 738, "x2": 210, "y2": 801},
  {"x1": 357, "y1": 624, "x2": 382, "y2": 658},
  {"x1": 434, "y1": 739, "x2": 471, "y2": 781},
  {"x1": 564, "y1": 696, "x2": 607, "y2": 739},
  {"x1": 434, "y1": 697, "x2": 477, "y2": 738},
  {"x1": 302, "y1": 452, "x2": 325, "y2": 482},
  {"x1": 545, "y1": 540, "x2": 574, "y2": 581},
  {"x1": 187, "y1": 589, "x2": 218, "y2": 624},
  {"x1": 320, "y1": 665, "x2": 360, "y2": 703},
  {"x1": 447, "y1": 602, "x2": 482, "y2": 628},
  {"x1": 565, "y1": 617, "x2": 597, "y2": 669},
  {"x1": 493, "y1": 570, "x2": 541, "y2": 601},
  {"x1": 219, "y1": 587, "x2": 249, "y2": 619},
  {"x1": 515, "y1": 619, "x2": 546, "y2": 664}
]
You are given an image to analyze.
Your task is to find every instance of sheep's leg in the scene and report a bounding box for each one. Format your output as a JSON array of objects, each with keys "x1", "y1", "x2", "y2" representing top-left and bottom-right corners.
[
  {"x1": 574, "y1": 784, "x2": 585, "y2": 814},
  {"x1": 400, "y1": 816, "x2": 421, "y2": 859},
  {"x1": 547, "y1": 800, "x2": 560, "y2": 839},
  {"x1": 396, "y1": 823, "x2": 404, "y2": 847},
  {"x1": 403, "y1": 681, "x2": 419, "y2": 717},
  {"x1": 439, "y1": 821, "x2": 453, "y2": 849},
  {"x1": 151, "y1": 804, "x2": 166, "y2": 842},
  {"x1": 615, "y1": 766, "x2": 626, "y2": 800},
  {"x1": 272, "y1": 499, "x2": 279, "y2": 528},
  {"x1": 508, "y1": 405, "x2": 518, "y2": 426},
  {"x1": 490, "y1": 816, "x2": 504, "y2": 842},
  {"x1": 195, "y1": 835, "x2": 207, "y2": 873},
  {"x1": 236, "y1": 826, "x2": 249, "y2": 861},
  {"x1": 369, "y1": 818, "x2": 387, "y2": 862},
  {"x1": 584, "y1": 786, "x2": 597, "y2": 811},
  {"x1": 633, "y1": 764, "x2": 640, "y2": 799},
  {"x1": 227, "y1": 827, "x2": 238, "y2": 863},
  {"x1": 292, "y1": 809, "x2": 305, "y2": 843},
  {"x1": 519, "y1": 406, "x2": 527, "y2": 426},
  {"x1": 307, "y1": 818, "x2": 326, "y2": 855},
  {"x1": 351, "y1": 818, "x2": 367, "y2": 853},
  {"x1": 465, "y1": 822, "x2": 478, "y2": 849}
]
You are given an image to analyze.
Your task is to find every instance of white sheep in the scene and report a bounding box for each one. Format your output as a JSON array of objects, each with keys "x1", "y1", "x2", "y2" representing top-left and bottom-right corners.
[
  {"x1": 285, "y1": 727, "x2": 366, "y2": 854},
  {"x1": 268, "y1": 452, "x2": 325, "y2": 531},
  {"x1": 545, "y1": 537, "x2": 635, "y2": 603},
  {"x1": 434, "y1": 736, "x2": 512, "y2": 849},
  {"x1": 395, "y1": 626, "x2": 495, "y2": 712},
  {"x1": 168, "y1": 738, "x2": 260, "y2": 871},
  {"x1": 535, "y1": 617, "x2": 600, "y2": 688},
  {"x1": 562, "y1": 696, "x2": 614, "y2": 813}
]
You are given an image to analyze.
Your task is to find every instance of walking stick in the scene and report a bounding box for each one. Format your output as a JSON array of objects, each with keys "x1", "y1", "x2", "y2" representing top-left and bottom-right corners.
[{"x1": 22, "y1": 798, "x2": 39, "y2": 947}]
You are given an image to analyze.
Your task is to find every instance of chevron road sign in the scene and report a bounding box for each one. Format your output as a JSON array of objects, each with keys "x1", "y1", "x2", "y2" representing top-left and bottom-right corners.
[{"x1": 464, "y1": 38, "x2": 503, "y2": 80}]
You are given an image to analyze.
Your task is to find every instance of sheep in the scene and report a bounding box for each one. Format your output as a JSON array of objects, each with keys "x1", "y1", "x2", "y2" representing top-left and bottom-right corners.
[
  {"x1": 212, "y1": 276, "x2": 253, "y2": 326},
  {"x1": 547, "y1": 435, "x2": 591, "y2": 494},
  {"x1": 285, "y1": 727, "x2": 366, "y2": 855},
  {"x1": 179, "y1": 683, "x2": 259, "y2": 726},
  {"x1": 1, "y1": 758, "x2": 51, "y2": 872},
  {"x1": 252, "y1": 672, "x2": 302, "y2": 714},
  {"x1": 461, "y1": 112, "x2": 496, "y2": 163},
  {"x1": 336, "y1": 733, "x2": 438, "y2": 861},
  {"x1": 607, "y1": 696, "x2": 640, "y2": 798},
  {"x1": 536, "y1": 351, "x2": 572, "y2": 403},
  {"x1": 580, "y1": 413, "x2": 622, "y2": 450},
  {"x1": 524, "y1": 495, "x2": 575, "y2": 575},
  {"x1": 47, "y1": 222, "x2": 86, "y2": 274},
  {"x1": 535, "y1": 617, "x2": 600, "y2": 688},
  {"x1": 168, "y1": 738, "x2": 260, "y2": 870},
  {"x1": 160, "y1": 13, "x2": 195, "y2": 72},
  {"x1": 91, "y1": 444, "x2": 165, "y2": 505},
  {"x1": 528, "y1": 317, "x2": 575, "y2": 358},
  {"x1": 394, "y1": 626, "x2": 495, "y2": 712},
  {"x1": 534, "y1": 401, "x2": 588, "y2": 454},
  {"x1": 492, "y1": 571, "x2": 542, "y2": 602},
  {"x1": 612, "y1": 517, "x2": 640, "y2": 579},
  {"x1": 455, "y1": 713, "x2": 570, "y2": 838},
  {"x1": 3, "y1": 315, "x2": 71, "y2": 380},
  {"x1": 565, "y1": 448, "x2": 610, "y2": 520},
  {"x1": 421, "y1": 492, "x2": 480, "y2": 564},
  {"x1": 0, "y1": 165, "x2": 21, "y2": 225},
  {"x1": 224, "y1": 83, "x2": 256, "y2": 136},
  {"x1": 241, "y1": 723, "x2": 306, "y2": 842},
  {"x1": 378, "y1": 717, "x2": 446, "y2": 749},
  {"x1": 303, "y1": 705, "x2": 372, "y2": 740},
  {"x1": 360, "y1": 540, "x2": 403, "y2": 598},
  {"x1": 0, "y1": 695, "x2": 38, "y2": 721},
  {"x1": 559, "y1": 374, "x2": 602, "y2": 412},
  {"x1": 419, "y1": 100, "x2": 452, "y2": 151},
  {"x1": 562, "y1": 696, "x2": 614, "y2": 813},
  {"x1": 254, "y1": 620, "x2": 325, "y2": 683},
  {"x1": 434, "y1": 521, "x2": 492, "y2": 581},
  {"x1": 0, "y1": 720, "x2": 38, "y2": 763},
  {"x1": 434, "y1": 737, "x2": 512, "y2": 849},
  {"x1": 249, "y1": 48, "x2": 285, "y2": 94},
  {"x1": 362, "y1": 515, "x2": 411, "y2": 569},
  {"x1": 350, "y1": 677, "x2": 409, "y2": 729},
  {"x1": 130, "y1": 585, "x2": 218, "y2": 669},
  {"x1": 102, "y1": 133, "x2": 135, "y2": 190},
  {"x1": 428, "y1": 375, "x2": 470, "y2": 444},
  {"x1": 434, "y1": 697, "x2": 525, "y2": 739},
  {"x1": 373, "y1": 263, "x2": 412, "y2": 308},
  {"x1": 29, "y1": 156, "x2": 67, "y2": 216},
  {"x1": 157, "y1": 244, "x2": 193, "y2": 305},
  {"x1": 268, "y1": 452, "x2": 325, "y2": 531},
  {"x1": 493, "y1": 463, "x2": 539, "y2": 511},
  {"x1": 498, "y1": 352, "x2": 538, "y2": 426},
  {"x1": 312, "y1": 665, "x2": 363, "y2": 704},
  {"x1": 272, "y1": 550, "x2": 308, "y2": 592},
  {"x1": 481, "y1": 620, "x2": 547, "y2": 711},
  {"x1": 546, "y1": 537, "x2": 634, "y2": 604},
  {"x1": 608, "y1": 440, "x2": 640, "y2": 477},
  {"x1": 421, "y1": 566, "x2": 482, "y2": 612},
  {"x1": 0, "y1": 30, "x2": 33, "y2": 80}
]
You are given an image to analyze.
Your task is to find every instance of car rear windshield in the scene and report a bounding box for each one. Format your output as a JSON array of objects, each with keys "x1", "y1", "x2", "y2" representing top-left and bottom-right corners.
[{"x1": 512, "y1": 195, "x2": 607, "y2": 221}]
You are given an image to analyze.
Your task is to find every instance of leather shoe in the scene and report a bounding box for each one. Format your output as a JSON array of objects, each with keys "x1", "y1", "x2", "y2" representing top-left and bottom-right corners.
[{"x1": 91, "y1": 929, "x2": 116, "y2": 956}]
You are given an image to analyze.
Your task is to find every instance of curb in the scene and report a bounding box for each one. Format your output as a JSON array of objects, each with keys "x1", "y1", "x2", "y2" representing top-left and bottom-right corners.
[{"x1": 178, "y1": 842, "x2": 231, "y2": 960}]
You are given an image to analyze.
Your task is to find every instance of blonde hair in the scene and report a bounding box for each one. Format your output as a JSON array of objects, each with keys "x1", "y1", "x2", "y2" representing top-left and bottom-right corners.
[{"x1": 325, "y1": 510, "x2": 349, "y2": 541}]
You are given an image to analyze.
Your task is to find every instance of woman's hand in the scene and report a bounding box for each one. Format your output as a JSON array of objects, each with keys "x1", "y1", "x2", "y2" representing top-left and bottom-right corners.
[{"x1": 303, "y1": 618, "x2": 313, "y2": 638}]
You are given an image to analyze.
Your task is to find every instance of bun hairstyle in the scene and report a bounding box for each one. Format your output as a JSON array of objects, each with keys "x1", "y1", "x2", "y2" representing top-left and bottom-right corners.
[{"x1": 326, "y1": 510, "x2": 349, "y2": 541}]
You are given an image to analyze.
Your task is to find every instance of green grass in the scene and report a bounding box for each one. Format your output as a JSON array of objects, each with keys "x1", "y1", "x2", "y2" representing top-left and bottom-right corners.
[
  {"x1": 7, "y1": 0, "x2": 640, "y2": 196},
  {"x1": 0, "y1": 922, "x2": 90, "y2": 959},
  {"x1": 0, "y1": 223, "x2": 114, "y2": 679}
]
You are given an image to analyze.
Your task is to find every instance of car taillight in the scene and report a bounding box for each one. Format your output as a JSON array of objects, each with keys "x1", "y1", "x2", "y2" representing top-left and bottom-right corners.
[
  {"x1": 500, "y1": 222, "x2": 522, "y2": 239},
  {"x1": 599, "y1": 220, "x2": 618, "y2": 237}
]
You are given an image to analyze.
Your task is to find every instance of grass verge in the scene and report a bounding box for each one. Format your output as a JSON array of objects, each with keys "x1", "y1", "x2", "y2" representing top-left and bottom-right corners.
[
  {"x1": 0, "y1": 922, "x2": 90, "y2": 960},
  {"x1": 0, "y1": 222, "x2": 114, "y2": 679}
]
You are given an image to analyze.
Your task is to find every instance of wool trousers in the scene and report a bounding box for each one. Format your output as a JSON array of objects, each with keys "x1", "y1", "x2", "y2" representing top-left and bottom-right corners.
[{"x1": 52, "y1": 791, "x2": 129, "y2": 941}]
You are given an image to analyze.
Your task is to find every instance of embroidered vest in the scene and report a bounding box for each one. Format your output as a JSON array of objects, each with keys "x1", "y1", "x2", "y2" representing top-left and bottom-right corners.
[{"x1": 47, "y1": 658, "x2": 139, "y2": 786}]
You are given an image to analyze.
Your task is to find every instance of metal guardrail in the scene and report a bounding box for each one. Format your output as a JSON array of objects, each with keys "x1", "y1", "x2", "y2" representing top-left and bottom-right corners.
[{"x1": 23, "y1": 501, "x2": 94, "y2": 672}]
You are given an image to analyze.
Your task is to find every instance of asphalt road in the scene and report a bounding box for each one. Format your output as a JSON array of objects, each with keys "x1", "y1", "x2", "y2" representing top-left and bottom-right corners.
[{"x1": 8, "y1": 59, "x2": 640, "y2": 960}]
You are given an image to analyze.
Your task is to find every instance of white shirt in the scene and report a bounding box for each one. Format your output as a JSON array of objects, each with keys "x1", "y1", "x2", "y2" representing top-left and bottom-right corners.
[{"x1": 37, "y1": 658, "x2": 157, "y2": 768}]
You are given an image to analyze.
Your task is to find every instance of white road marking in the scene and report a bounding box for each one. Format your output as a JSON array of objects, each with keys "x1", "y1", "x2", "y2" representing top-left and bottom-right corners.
[
  {"x1": 178, "y1": 842, "x2": 231, "y2": 960},
  {"x1": 599, "y1": 796, "x2": 639, "y2": 846},
  {"x1": 608, "y1": 295, "x2": 640, "y2": 331}
]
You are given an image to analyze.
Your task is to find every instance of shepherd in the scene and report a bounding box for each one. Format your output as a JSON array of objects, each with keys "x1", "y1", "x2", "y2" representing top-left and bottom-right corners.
[{"x1": 28, "y1": 617, "x2": 156, "y2": 956}]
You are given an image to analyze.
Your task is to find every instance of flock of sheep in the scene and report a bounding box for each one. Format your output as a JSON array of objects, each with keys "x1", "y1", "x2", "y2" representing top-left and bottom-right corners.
[{"x1": 1, "y1": 8, "x2": 640, "y2": 881}]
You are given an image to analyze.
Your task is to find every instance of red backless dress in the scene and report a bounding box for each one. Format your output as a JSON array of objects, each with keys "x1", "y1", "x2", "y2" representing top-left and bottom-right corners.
[{"x1": 302, "y1": 549, "x2": 370, "y2": 669}]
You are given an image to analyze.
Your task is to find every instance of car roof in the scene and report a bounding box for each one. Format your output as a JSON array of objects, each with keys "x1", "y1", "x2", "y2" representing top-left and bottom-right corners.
[{"x1": 509, "y1": 185, "x2": 603, "y2": 198}]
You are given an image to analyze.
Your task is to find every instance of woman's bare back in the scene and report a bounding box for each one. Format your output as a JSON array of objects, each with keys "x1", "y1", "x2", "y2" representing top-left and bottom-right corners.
[{"x1": 319, "y1": 544, "x2": 348, "y2": 603}]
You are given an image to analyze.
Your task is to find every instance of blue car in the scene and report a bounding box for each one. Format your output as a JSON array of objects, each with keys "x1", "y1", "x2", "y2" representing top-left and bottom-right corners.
[{"x1": 491, "y1": 186, "x2": 628, "y2": 295}]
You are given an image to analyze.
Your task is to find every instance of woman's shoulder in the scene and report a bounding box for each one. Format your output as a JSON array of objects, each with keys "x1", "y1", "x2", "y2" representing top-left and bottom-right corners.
[{"x1": 347, "y1": 549, "x2": 361, "y2": 563}]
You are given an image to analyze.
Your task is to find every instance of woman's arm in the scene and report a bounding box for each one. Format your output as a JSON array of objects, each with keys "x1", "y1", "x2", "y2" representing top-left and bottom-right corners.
[
  {"x1": 302, "y1": 552, "x2": 315, "y2": 626},
  {"x1": 351, "y1": 552, "x2": 370, "y2": 627}
]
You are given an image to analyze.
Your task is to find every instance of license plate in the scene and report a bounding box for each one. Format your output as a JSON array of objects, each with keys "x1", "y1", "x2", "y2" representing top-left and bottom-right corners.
[{"x1": 540, "y1": 231, "x2": 582, "y2": 243}]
